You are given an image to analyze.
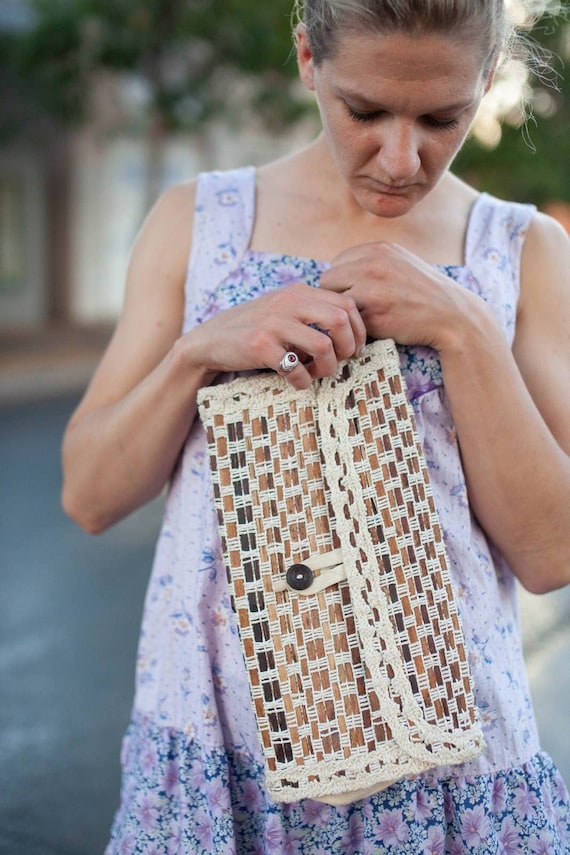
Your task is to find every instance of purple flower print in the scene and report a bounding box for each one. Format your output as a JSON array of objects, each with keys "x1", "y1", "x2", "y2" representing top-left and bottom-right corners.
[
  {"x1": 528, "y1": 830, "x2": 555, "y2": 855},
  {"x1": 498, "y1": 816, "x2": 521, "y2": 854},
  {"x1": 166, "y1": 829, "x2": 183, "y2": 855},
  {"x1": 283, "y1": 828, "x2": 305, "y2": 854},
  {"x1": 188, "y1": 760, "x2": 206, "y2": 790},
  {"x1": 461, "y1": 806, "x2": 490, "y2": 848},
  {"x1": 216, "y1": 189, "x2": 239, "y2": 206},
  {"x1": 208, "y1": 781, "x2": 231, "y2": 815},
  {"x1": 423, "y1": 826, "x2": 445, "y2": 855},
  {"x1": 272, "y1": 260, "x2": 308, "y2": 286},
  {"x1": 341, "y1": 814, "x2": 366, "y2": 849},
  {"x1": 492, "y1": 775, "x2": 507, "y2": 814},
  {"x1": 556, "y1": 810, "x2": 569, "y2": 845},
  {"x1": 194, "y1": 808, "x2": 213, "y2": 848},
  {"x1": 482, "y1": 247, "x2": 507, "y2": 271},
  {"x1": 241, "y1": 778, "x2": 264, "y2": 811},
  {"x1": 360, "y1": 800, "x2": 375, "y2": 821},
  {"x1": 553, "y1": 771, "x2": 569, "y2": 803},
  {"x1": 540, "y1": 781, "x2": 554, "y2": 819},
  {"x1": 399, "y1": 344, "x2": 442, "y2": 401},
  {"x1": 118, "y1": 833, "x2": 137, "y2": 855},
  {"x1": 140, "y1": 739, "x2": 159, "y2": 776},
  {"x1": 378, "y1": 808, "x2": 409, "y2": 846},
  {"x1": 163, "y1": 760, "x2": 179, "y2": 797},
  {"x1": 514, "y1": 782, "x2": 540, "y2": 818},
  {"x1": 301, "y1": 800, "x2": 333, "y2": 827},
  {"x1": 406, "y1": 375, "x2": 440, "y2": 401},
  {"x1": 446, "y1": 837, "x2": 463, "y2": 855},
  {"x1": 265, "y1": 815, "x2": 285, "y2": 853},
  {"x1": 414, "y1": 787, "x2": 433, "y2": 820},
  {"x1": 134, "y1": 794, "x2": 161, "y2": 833},
  {"x1": 214, "y1": 242, "x2": 237, "y2": 266}
]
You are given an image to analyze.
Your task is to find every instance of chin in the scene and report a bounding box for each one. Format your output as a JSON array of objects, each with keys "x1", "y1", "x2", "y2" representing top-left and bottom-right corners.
[
  {"x1": 358, "y1": 189, "x2": 419, "y2": 218},
  {"x1": 353, "y1": 185, "x2": 429, "y2": 218}
]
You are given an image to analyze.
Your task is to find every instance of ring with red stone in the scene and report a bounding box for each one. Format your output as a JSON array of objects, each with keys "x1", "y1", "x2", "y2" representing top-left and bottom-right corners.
[{"x1": 278, "y1": 351, "x2": 299, "y2": 374}]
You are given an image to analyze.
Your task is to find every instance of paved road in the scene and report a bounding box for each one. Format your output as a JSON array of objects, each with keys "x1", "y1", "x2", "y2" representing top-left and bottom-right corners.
[
  {"x1": 0, "y1": 396, "x2": 163, "y2": 854},
  {"x1": 0, "y1": 395, "x2": 569, "y2": 854}
]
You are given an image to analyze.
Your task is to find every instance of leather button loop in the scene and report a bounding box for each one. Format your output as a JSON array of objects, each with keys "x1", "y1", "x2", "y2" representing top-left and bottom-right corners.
[{"x1": 286, "y1": 563, "x2": 314, "y2": 591}]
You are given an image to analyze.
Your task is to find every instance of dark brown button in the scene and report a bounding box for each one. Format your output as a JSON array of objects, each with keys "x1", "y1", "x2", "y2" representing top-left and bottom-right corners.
[{"x1": 286, "y1": 563, "x2": 314, "y2": 591}]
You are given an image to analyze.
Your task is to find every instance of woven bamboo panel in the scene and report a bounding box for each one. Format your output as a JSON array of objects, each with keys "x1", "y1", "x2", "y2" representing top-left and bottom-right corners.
[{"x1": 198, "y1": 339, "x2": 484, "y2": 803}]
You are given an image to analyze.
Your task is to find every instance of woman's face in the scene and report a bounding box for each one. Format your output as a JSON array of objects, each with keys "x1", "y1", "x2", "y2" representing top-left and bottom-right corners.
[{"x1": 297, "y1": 26, "x2": 493, "y2": 217}]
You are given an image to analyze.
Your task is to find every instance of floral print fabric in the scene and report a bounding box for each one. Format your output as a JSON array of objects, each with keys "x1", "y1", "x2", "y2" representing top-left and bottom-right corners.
[
  {"x1": 108, "y1": 713, "x2": 569, "y2": 854},
  {"x1": 105, "y1": 169, "x2": 570, "y2": 853}
]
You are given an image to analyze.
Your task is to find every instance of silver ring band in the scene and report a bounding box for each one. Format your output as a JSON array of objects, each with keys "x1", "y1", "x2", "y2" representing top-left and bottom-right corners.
[{"x1": 278, "y1": 351, "x2": 299, "y2": 374}]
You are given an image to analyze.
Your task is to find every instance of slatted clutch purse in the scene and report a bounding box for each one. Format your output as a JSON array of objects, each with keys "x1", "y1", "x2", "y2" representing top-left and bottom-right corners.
[{"x1": 197, "y1": 339, "x2": 484, "y2": 804}]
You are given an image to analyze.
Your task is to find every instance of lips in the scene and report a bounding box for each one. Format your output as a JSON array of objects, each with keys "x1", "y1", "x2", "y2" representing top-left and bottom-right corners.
[{"x1": 370, "y1": 180, "x2": 414, "y2": 193}]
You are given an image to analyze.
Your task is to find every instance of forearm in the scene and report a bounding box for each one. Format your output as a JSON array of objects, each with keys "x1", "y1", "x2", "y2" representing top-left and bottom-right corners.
[
  {"x1": 440, "y1": 312, "x2": 570, "y2": 594},
  {"x1": 62, "y1": 336, "x2": 215, "y2": 534}
]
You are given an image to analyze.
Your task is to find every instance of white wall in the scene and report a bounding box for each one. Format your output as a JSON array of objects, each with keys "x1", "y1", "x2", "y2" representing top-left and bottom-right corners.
[
  {"x1": 69, "y1": 119, "x2": 317, "y2": 325},
  {"x1": 0, "y1": 150, "x2": 47, "y2": 329}
]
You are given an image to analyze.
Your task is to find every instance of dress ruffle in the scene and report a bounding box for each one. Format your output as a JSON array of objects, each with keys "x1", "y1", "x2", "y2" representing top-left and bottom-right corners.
[{"x1": 106, "y1": 713, "x2": 570, "y2": 855}]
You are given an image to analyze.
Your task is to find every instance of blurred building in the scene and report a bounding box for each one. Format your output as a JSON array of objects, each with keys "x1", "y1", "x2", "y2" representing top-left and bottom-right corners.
[
  {"x1": 0, "y1": 114, "x2": 315, "y2": 334},
  {"x1": 0, "y1": 0, "x2": 319, "y2": 337}
]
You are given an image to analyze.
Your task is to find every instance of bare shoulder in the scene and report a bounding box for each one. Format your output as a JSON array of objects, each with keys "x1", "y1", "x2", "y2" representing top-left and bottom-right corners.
[
  {"x1": 119, "y1": 179, "x2": 199, "y2": 345},
  {"x1": 520, "y1": 211, "x2": 570, "y2": 313},
  {"x1": 521, "y1": 209, "x2": 570, "y2": 274},
  {"x1": 514, "y1": 210, "x2": 570, "y2": 451},
  {"x1": 130, "y1": 180, "x2": 197, "y2": 276},
  {"x1": 69, "y1": 180, "x2": 198, "y2": 418}
]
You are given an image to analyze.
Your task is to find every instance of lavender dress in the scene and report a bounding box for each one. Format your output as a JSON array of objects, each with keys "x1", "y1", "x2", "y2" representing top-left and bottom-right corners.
[{"x1": 106, "y1": 168, "x2": 570, "y2": 855}]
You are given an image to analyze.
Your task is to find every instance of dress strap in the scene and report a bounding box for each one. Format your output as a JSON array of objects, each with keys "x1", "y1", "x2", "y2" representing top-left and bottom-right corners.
[
  {"x1": 183, "y1": 166, "x2": 256, "y2": 332},
  {"x1": 464, "y1": 193, "x2": 536, "y2": 343}
]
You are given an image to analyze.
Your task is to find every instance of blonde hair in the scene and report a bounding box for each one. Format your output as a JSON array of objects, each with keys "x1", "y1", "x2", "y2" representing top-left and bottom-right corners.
[{"x1": 293, "y1": 0, "x2": 562, "y2": 68}]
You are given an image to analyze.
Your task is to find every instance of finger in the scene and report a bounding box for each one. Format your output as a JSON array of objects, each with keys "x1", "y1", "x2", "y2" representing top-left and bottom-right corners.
[
  {"x1": 319, "y1": 261, "x2": 369, "y2": 299},
  {"x1": 302, "y1": 291, "x2": 367, "y2": 360},
  {"x1": 277, "y1": 350, "x2": 300, "y2": 374},
  {"x1": 271, "y1": 347, "x2": 314, "y2": 390},
  {"x1": 327, "y1": 292, "x2": 367, "y2": 355},
  {"x1": 270, "y1": 281, "x2": 366, "y2": 351}
]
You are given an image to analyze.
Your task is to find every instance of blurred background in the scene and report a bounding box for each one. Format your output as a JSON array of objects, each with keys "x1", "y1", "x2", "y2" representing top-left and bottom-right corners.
[{"x1": 0, "y1": 0, "x2": 569, "y2": 852}]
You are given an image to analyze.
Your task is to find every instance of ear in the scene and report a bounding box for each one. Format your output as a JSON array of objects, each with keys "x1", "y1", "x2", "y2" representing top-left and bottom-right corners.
[
  {"x1": 483, "y1": 55, "x2": 499, "y2": 95},
  {"x1": 295, "y1": 23, "x2": 317, "y2": 92}
]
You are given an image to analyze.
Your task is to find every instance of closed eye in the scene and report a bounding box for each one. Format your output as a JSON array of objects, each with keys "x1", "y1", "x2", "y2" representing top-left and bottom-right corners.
[
  {"x1": 346, "y1": 104, "x2": 459, "y2": 131},
  {"x1": 425, "y1": 116, "x2": 459, "y2": 130},
  {"x1": 346, "y1": 105, "x2": 381, "y2": 123}
]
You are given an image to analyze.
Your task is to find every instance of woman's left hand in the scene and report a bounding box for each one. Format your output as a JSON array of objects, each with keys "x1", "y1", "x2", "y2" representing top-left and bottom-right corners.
[{"x1": 319, "y1": 241, "x2": 483, "y2": 351}]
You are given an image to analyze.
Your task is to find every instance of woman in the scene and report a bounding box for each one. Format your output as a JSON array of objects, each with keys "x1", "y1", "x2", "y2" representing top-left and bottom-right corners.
[{"x1": 62, "y1": 0, "x2": 570, "y2": 851}]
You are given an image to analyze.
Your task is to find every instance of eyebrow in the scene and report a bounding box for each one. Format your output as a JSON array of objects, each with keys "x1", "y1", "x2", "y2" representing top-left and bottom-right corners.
[{"x1": 335, "y1": 86, "x2": 476, "y2": 115}]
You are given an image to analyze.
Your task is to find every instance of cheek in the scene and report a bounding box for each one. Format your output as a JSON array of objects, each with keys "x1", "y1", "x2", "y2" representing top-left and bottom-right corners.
[{"x1": 424, "y1": 129, "x2": 469, "y2": 167}]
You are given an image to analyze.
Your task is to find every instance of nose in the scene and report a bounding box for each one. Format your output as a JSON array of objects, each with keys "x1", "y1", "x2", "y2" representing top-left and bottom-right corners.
[{"x1": 375, "y1": 119, "x2": 421, "y2": 183}]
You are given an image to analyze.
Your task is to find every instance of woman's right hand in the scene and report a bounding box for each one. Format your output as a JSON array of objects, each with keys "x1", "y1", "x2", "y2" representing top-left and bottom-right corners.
[
  {"x1": 186, "y1": 281, "x2": 367, "y2": 390},
  {"x1": 61, "y1": 181, "x2": 366, "y2": 534}
]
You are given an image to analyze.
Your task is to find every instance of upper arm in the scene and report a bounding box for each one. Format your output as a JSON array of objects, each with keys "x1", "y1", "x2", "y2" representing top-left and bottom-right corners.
[
  {"x1": 513, "y1": 212, "x2": 570, "y2": 454},
  {"x1": 69, "y1": 181, "x2": 197, "y2": 423}
]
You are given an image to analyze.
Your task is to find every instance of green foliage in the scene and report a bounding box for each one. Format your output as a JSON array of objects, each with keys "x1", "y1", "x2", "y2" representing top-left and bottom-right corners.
[
  {"x1": 1, "y1": 0, "x2": 300, "y2": 132},
  {"x1": 454, "y1": 19, "x2": 570, "y2": 205}
]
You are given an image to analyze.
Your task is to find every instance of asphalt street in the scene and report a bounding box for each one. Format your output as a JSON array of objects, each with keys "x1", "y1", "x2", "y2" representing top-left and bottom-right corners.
[
  {"x1": 0, "y1": 395, "x2": 163, "y2": 854},
  {"x1": 1, "y1": 394, "x2": 569, "y2": 854}
]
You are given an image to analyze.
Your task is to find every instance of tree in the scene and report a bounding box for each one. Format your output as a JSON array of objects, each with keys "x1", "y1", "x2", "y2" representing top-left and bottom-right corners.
[
  {"x1": 454, "y1": 15, "x2": 570, "y2": 207},
  {"x1": 1, "y1": 0, "x2": 304, "y2": 206}
]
